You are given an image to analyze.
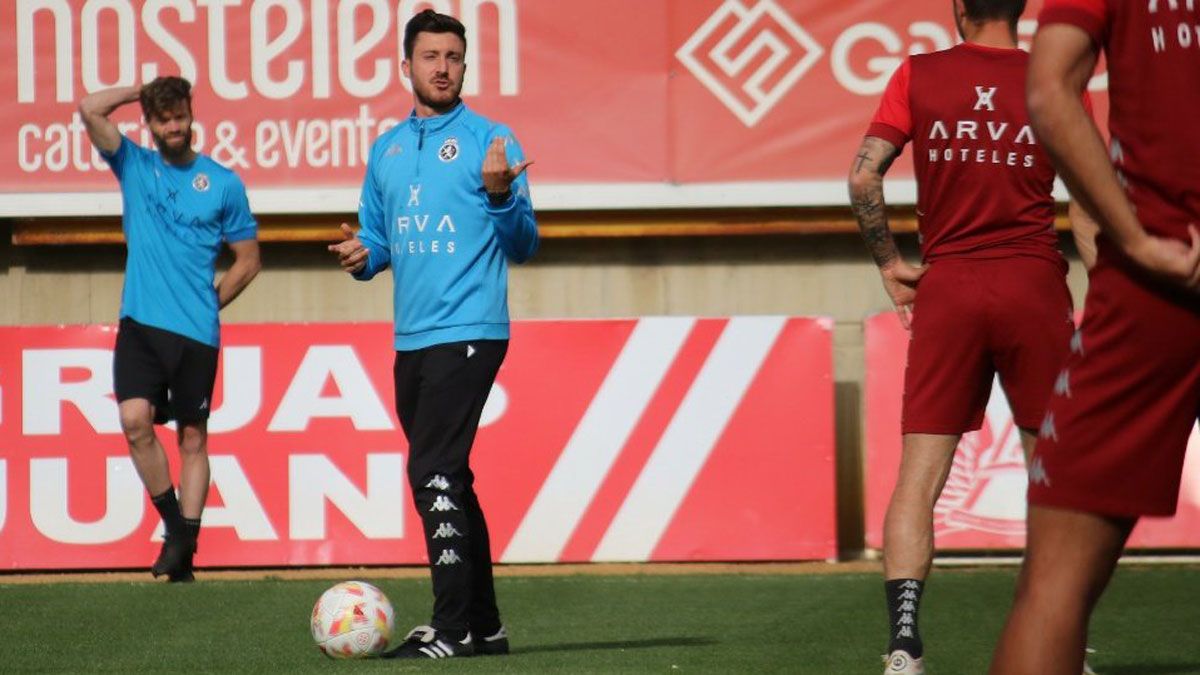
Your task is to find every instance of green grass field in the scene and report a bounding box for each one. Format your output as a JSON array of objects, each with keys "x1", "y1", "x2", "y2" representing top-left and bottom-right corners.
[{"x1": 2, "y1": 565, "x2": 1198, "y2": 673}]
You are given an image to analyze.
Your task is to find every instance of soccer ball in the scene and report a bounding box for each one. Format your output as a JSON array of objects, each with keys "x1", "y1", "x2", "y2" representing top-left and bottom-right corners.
[{"x1": 310, "y1": 581, "x2": 395, "y2": 658}]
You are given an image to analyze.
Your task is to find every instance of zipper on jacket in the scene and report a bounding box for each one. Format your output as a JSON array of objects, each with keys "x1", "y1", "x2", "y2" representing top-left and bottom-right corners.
[{"x1": 415, "y1": 123, "x2": 425, "y2": 178}]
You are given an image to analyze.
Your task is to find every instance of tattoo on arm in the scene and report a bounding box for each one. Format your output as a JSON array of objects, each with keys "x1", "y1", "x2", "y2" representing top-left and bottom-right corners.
[
  {"x1": 877, "y1": 152, "x2": 896, "y2": 175},
  {"x1": 854, "y1": 147, "x2": 895, "y2": 175},
  {"x1": 849, "y1": 137, "x2": 901, "y2": 268},
  {"x1": 853, "y1": 193, "x2": 898, "y2": 268},
  {"x1": 853, "y1": 151, "x2": 871, "y2": 174}
]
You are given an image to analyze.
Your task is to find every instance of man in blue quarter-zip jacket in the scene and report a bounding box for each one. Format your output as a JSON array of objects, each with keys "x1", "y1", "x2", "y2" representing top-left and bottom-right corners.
[{"x1": 329, "y1": 9, "x2": 537, "y2": 660}]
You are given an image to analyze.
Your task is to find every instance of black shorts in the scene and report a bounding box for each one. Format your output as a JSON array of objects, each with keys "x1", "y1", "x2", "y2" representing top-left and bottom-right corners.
[{"x1": 113, "y1": 317, "x2": 219, "y2": 425}]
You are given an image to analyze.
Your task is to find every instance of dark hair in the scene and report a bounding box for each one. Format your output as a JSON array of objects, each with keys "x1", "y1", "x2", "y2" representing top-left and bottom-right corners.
[
  {"x1": 139, "y1": 76, "x2": 192, "y2": 119},
  {"x1": 961, "y1": 0, "x2": 1026, "y2": 26},
  {"x1": 403, "y1": 9, "x2": 467, "y2": 59}
]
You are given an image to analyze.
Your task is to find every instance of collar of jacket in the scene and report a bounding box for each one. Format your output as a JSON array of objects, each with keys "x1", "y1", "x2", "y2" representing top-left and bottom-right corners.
[{"x1": 406, "y1": 101, "x2": 467, "y2": 134}]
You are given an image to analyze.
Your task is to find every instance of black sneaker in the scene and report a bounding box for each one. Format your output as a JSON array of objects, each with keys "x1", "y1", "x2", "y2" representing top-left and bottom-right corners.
[
  {"x1": 151, "y1": 536, "x2": 195, "y2": 583},
  {"x1": 381, "y1": 626, "x2": 473, "y2": 659},
  {"x1": 475, "y1": 626, "x2": 509, "y2": 655}
]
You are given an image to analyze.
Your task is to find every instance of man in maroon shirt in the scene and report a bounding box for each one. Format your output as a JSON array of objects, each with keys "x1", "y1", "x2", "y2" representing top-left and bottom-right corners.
[
  {"x1": 849, "y1": 1, "x2": 1078, "y2": 672},
  {"x1": 991, "y1": 1, "x2": 1200, "y2": 673}
]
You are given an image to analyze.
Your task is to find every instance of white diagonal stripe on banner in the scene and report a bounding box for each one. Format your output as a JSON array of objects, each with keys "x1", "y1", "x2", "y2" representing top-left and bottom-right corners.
[
  {"x1": 592, "y1": 316, "x2": 787, "y2": 562},
  {"x1": 501, "y1": 317, "x2": 696, "y2": 563}
]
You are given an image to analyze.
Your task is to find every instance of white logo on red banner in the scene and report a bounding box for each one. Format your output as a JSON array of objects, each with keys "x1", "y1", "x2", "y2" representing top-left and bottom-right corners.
[
  {"x1": 0, "y1": 319, "x2": 837, "y2": 570},
  {"x1": 677, "y1": 0, "x2": 825, "y2": 127}
]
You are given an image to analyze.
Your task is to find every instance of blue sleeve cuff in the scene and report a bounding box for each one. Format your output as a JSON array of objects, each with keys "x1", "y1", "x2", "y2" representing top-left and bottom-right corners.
[
  {"x1": 224, "y1": 226, "x2": 257, "y2": 243},
  {"x1": 351, "y1": 241, "x2": 389, "y2": 280}
]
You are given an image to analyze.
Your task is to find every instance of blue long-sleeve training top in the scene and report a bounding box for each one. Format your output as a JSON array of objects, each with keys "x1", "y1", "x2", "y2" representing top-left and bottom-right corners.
[{"x1": 354, "y1": 102, "x2": 539, "y2": 351}]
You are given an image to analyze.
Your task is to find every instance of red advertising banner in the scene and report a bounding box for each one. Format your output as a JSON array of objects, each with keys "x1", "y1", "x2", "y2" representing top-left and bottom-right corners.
[
  {"x1": 865, "y1": 312, "x2": 1200, "y2": 550},
  {"x1": 0, "y1": 317, "x2": 836, "y2": 570},
  {"x1": 0, "y1": 0, "x2": 1101, "y2": 214}
]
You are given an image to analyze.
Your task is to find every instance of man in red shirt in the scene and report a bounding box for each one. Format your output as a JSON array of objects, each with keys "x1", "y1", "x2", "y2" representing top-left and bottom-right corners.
[
  {"x1": 849, "y1": 2, "x2": 1078, "y2": 672},
  {"x1": 990, "y1": 1, "x2": 1200, "y2": 673}
]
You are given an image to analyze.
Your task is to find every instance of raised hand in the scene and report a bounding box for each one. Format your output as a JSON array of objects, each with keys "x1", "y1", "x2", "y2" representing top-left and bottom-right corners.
[
  {"x1": 328, "y1": 223, "x2": 369, "y2": 274},
  {"x1": 481, "y1": 136, "x2": 532, "y2": 197}
]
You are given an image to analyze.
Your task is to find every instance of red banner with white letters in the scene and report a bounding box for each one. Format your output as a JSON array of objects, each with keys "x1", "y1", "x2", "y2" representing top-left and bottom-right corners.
[
  {"x1": 0, "y1": 0, "x2": 1100, "y2": 214},
  {"x1": 0, "y1": 317, "x2": 836, "y2": 570},
  {"x1": 864, "y1": 312, "x2": 1200, "y2": 550}
]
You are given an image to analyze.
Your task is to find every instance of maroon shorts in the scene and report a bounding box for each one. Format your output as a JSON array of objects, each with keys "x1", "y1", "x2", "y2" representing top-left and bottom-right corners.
[
  {"x1": 902, "y1": 255, "x2": 1074, "y2": 435},
  {"x1": 1027, "y1": 249, "x2": 1200, "y2": 517}
]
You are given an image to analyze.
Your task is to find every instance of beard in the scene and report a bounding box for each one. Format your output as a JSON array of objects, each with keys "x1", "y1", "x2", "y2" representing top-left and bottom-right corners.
[
  {"x1": 413, "y1": 78, "x2": 462, "y2": 114},
  {"x1": 152, "y1": 127, "x2": 193, "y2": 161}
]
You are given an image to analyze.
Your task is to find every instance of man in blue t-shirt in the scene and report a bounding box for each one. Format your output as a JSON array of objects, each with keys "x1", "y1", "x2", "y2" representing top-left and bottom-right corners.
[
  {"x1": 79, "y1": 77, "x2": 261, "y2": 582},
  {"x1": 329, "y1": 10, "x2": 537, "y2": 659}
]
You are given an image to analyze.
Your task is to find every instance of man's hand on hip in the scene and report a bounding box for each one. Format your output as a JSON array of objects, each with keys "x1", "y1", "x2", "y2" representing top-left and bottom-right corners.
[{"x1": 880, "y1": 260, "x2": 926, "y2": 331}]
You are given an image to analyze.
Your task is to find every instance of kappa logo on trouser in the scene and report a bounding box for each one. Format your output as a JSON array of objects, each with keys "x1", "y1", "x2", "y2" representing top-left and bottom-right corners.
[{"x1": 432, "y1": 522, "x2": 464, "y2": 539}]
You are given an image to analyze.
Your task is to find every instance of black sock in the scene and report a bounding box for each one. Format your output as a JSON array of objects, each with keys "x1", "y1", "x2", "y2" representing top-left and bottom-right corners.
[
  {"x1": 885, "y1": 578, "x2": 924, "y2": 658},
  {"x1": 151, "y1": 488, "x2": 185, "y2": 540},
  {"x1": 183, "y1": 517, "x2": 201, "y2": 546}
]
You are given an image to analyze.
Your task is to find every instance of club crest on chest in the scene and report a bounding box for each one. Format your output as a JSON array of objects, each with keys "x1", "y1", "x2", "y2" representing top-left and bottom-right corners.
[{"x1": 438, "y1": 137, "x2": 459, "y2": 163}]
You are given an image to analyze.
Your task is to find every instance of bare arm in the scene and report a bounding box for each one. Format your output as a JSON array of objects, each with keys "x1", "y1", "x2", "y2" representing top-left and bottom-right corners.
[
  {"x1": 1028, "y1": 24, "x2": 1200, "y2": 286},
  {"x1": 217, "y1": 239, "x2": 261, "y2": 309},
  {"x1": 848, "y1": 136, "x2": 902, "y2": 268},
  {"x1": 1026, "y1": 27, "x2": 1135, "y2": 248},
  {"x1": 849, "y1": 136, "x2": 925, "y2": 329},
  {"x1": 78, "y1": 86, "x2": 142, "y2": 154},
  {"x1": 1068, "y1": 200, "x2": 1099, "y2": 270}
]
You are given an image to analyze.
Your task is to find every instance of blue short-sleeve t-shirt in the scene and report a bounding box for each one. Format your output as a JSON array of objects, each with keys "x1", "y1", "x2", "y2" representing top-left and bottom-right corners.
[{"x1": 105, "y1": 136, "x2": 256, "y2": 346}]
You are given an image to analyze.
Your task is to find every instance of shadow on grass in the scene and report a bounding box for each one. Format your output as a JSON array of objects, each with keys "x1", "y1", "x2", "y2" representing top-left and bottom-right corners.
[
  {"x1": 513, "y1": 636, "x2": 718, "y2": 655},
  {"x1": 1104, "y1": 664, "x2": 1200, "y2": 675}
]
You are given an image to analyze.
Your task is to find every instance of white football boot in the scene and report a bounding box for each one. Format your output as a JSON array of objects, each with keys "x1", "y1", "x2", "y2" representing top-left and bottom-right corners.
[{"x1": 883, "y1": 649, "x2": 926, "y2": 674}]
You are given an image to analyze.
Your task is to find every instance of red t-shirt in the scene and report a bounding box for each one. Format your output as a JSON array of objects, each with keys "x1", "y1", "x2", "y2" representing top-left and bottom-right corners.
[
  {"x1": 1040, "y1": 0, "x2": 1200, "y2": 240},
  {"x1": 867, "y1": 43, "x2": 1062, "y2": 264}
]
